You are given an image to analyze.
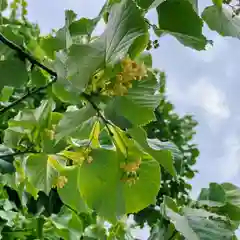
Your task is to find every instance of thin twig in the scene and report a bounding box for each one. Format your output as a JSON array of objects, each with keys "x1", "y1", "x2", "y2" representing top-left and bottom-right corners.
[
  {"x1": 0, "y1": 32, "x2": 58, "y2": 115},
  {"x1": 0, "y1": 150, "x2": 38, "y2": 160},
  {"x1": 81, "y1": 92, "x2": 114, "y2": 136},
  {"x1": 0, "y1": 78, "x2": 57, "y2": 116},
  {"x1": 168, "y1": 230, "x2": 178, "y2": 240},
  {"x1": 0, "y1": 32, "x2": 57, "y2": 77}
]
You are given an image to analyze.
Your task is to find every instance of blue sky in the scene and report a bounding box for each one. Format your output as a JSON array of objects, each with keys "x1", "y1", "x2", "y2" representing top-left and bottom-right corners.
[{"x1": 27, "y1": 0, "x2": 240, "y2": 238}]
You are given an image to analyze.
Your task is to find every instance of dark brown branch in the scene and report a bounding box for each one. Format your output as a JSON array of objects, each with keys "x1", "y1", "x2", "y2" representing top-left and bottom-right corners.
[
  {"x1": 0, "y1": 32, "x2": 57, "y2": 77},
  {"x1": 81, "y1": 92, "x2": 113, "y2": 136},
  {"x1": 0, "y1": 78, "x2": 56, "y2": 116},
  {"x1": 0, "y1": 32, "x2": 58, "y2": 115}
]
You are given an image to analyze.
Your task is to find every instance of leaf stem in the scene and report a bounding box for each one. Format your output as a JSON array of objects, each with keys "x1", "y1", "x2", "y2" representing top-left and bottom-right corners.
[{"x1": 81, "y1": 92, "x2": 114, "y2": 136}]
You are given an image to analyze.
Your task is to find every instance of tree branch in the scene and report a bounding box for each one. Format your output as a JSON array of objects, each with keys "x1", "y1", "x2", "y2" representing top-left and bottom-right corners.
[
  {"x1": 81, "y1": 92, "x2": 113, "y2": 136},
  {"x1": 0, "y1": 150, "x2": 39, "y2": 160},
  {"x1": 168, "y1": 230, "x2": 178, "y2": 240},
  {"x1": 0, "y1": 32, "x2": 58, "y2": 115},
  {"x1": 0, "y1": 78, "x2": 56, "y2": 116},
  {"x1": 0, "y1": 32, "x2": 57, "y2": 77}
]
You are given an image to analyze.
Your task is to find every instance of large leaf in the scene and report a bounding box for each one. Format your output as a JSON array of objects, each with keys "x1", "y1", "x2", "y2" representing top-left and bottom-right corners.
[
  {"x1": 163, "y1": 200, "x2": 236, "y2": 240},
  {"x1": 105, "y1": 73, "x2": 160, "y2": 127},
  {"x1": 157, "y1": 0, "x2": 207, "y2": 50},
  {"x1": 58, "y1": 166, "x2": 89, "y2": 214},
  {"x1": 129, "y1": 127, "x2": 176, "y2": 176},
  {"x1": 197, "y1": 183, "x2": 226, "y2": 207},
  {"x1": 0, "y1": 59, "x2": 28, "y2": 90},
  {"x1": 65, "y1": 44, "x2": 104, "y2": 91},
  {"x1": 0, "y1": 145, "x2": 15, "y2": 174},
  {"x1": 55, "y1": 104, "x2": 96, "y2": 141},
  {"x1": 202, "y1": 5, "x2": 240, "y2": 38},
  {"x1": 25, "y1": 154, "x2": 58, "y2": 195},
  {"x1": 136, "y1": 0, "x2": 166, "y2": 10},
  {"x1": 101, "y1": 0, "x2": 147, "y2": 64},
  {"x1": 79, "y1": 149, "x2": 160, "y2": 222}
]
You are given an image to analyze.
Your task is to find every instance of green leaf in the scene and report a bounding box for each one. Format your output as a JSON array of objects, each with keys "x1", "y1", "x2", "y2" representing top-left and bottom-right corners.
[
  {"x1": 0, "y1": 59, "x2": 28, "y2": 90},
  {"x1": 202, "y1": 5, "x2": 240, "y2": 38},
  {"x1": 31, "y1": 68, "x2": 47, "y2": 87},
  {"x1": 164, "y1": 205, "x2": 235, "y2": 240},
  {"x1": 105, "y1": 73, "x2": 160, "y2": 127},
  {"x1": 187, "y1": 0, "x2": 198, "y2": 11},
  {"x1": 197, "y1": 183, "x2": 226, "y2": 207},
  {"x1": 40, "y1": 36, "x2": 65, "y2": 59},
  {"x1": 100, "y1": 0, "x2": 147, "y2": 64},
  {"x1": 135, "y1": 52, "x2": 152, "y2": 67},
  {"x1": 136, "y1": 0, "x2": 166, "y2": 9},
  {"x1": 129, "y1": 127, "x2": 176, "y2": 176},
  {"x1": 157, "y1": 0, "x2": 207, "y2": 50},
  {"x1": 55, "y1": 104, "x2": 96, "y2": 141},
  {"x1": 0, "y1": 145, "x2": 15, "y2": 174},
  {"x1": 84, "y1": 224, "x2": 107, "y2": 240},
  {"x1": 221, "y1": 183, "x2": 240, "y2": 206},
  {"x1": 128, "y1": 33, "x2": 150, "y2": 58},
  {"x1": 52, "y1": 82, "x2": 80, "y2": 104},
  {"x1": 66, "y1": 44, "x2": 104, "y2": 91},
  {"x1": 79, "y1": 149, "x2": 160, "y2": 222},
  {"x1": 58, "y1": 166, "x2": 89, "y2": 213},
  {"x1": 148, "y1": 223, "x2": 165, "y2": 240},
  {"x1": 0, "y1": 0, "x2": 7, "y2": 11},
  {"x1": 0, "y1": 86, "x2": 14, "y2": 102},
  {"x1": 34, "y1": 99, "x2": 54, "y2": 129},
  {"x1": 51, "y1": 206, "x2": 83, "y2": 240},
  {"x1": 69, "y1": 17, "x2": 98, "y2": 37},
  {"x1": 25, "y1": 154, "x2": 58, "y2": 195},
  {"x1": 212, "y1": 0, "x2": 222, "y2": 8}
]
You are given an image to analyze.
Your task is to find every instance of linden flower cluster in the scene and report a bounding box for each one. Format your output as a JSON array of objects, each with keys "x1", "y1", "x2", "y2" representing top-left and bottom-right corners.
[
  {"x1": 120, "y1": 158, "x2": 141, "y2": 173},
  {"x1": 111, "y1": 57, "x2": 147, "y2": 96},
  {"x1": 53, "y1": 176, "x2": 68, "y2": 189},
  {"x1": 120, "y1": 158, "x2": 141, "y2": 186}
]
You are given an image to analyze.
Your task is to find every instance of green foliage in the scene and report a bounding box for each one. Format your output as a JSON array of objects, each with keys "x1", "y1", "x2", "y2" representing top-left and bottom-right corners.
[{"x1": 0, "y1": 0, "x2": 240, "y2": 239}]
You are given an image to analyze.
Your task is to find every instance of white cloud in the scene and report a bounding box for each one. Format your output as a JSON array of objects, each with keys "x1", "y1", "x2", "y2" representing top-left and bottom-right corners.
[
  {"x1": 217, "y1": 134, "x2": 240, "y2": 181},
  {"x1": 167, "y1": 78, "x2": 230, "y2": 122},
  {"x1": 191, "y1": 35, "x2": 228, "y2": 63}
]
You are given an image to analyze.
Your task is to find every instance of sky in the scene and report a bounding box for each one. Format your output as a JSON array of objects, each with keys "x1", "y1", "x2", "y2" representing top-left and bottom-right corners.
[{"x1": 26, "y1": 0, "x2": 240, "y2": 238}]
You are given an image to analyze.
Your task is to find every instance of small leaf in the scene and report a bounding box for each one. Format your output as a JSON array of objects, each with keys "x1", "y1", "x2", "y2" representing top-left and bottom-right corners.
[
  {"x1": 202, "y1": 5, "x2": 240, "y2": 38},
  {"x1": 25, "y1": 154, "x2": 58, "y2": 195},
  {"x1": 51, "y1": 206, "x2": 83, "y2": 239},
  {"x1": 0, "y1": 86, "x2": 14, "y2": 102},
  {"x1": 69, "y1": 17, "x2": 98, "y2": 37}
]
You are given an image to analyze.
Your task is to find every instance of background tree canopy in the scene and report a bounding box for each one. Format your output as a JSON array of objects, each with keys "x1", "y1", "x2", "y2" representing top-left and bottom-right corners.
[{"x1": 0, "y1": 0, "x2": 240, "y2": 239}]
